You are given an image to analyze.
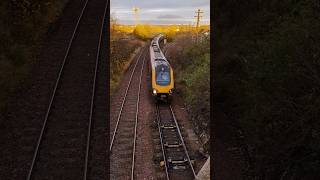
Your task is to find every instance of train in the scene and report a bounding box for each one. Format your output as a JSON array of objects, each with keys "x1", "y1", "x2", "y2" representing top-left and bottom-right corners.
[{"x1": 149, "y1": 34, "x2": 174, "y2": 103}]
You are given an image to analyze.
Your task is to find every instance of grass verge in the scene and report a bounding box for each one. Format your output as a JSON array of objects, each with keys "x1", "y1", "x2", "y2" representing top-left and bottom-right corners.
[{"x1": 168, "y1": 32, "x2": 210, "y2": 152}]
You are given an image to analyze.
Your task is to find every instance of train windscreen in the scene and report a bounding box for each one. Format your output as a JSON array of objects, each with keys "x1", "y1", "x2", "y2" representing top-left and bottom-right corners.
[{"x1": 155, "y1": 64, "x2": 171, "y2": 86}]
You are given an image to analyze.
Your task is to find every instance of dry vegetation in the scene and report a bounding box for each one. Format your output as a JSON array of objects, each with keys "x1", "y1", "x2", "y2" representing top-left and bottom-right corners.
[{"x1": 110, "y1": 20, "x2": 145, "y2": 95}]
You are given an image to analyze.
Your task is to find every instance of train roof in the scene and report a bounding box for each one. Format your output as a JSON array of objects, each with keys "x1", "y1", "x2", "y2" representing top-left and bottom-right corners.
[
  {"x1": 154, "y1": 51, "x2": 162, "y2": 58},
  {"x1": 155, "y1": 58, "x2": 170, "y2": 67},
  {"x1": 150, "y1": 33, "x2": 171, "y2": 68},
  {"x1": 152, "y1": 45, "x2": 160, "y2": 52},
  {"x1": 152, "y1": 34, "x2": 164, "y2": 42}
]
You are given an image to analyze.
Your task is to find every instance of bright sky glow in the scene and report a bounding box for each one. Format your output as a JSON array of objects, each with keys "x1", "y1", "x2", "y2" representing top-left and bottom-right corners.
[{"x1": 110, "y1": 0, "x2": 210, "y2": 25}]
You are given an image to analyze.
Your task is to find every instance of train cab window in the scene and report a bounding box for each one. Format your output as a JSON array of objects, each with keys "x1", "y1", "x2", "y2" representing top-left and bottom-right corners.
[{"x1": 156, "y1": 64, "x2": 170, "y2": 86}]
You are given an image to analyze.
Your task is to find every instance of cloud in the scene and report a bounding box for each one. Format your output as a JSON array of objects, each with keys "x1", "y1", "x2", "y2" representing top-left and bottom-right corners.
[
  {"x1": 111, "y1": 0, "x2": 210, "y2": 10},
  {"x1": 110, "y1": 0, "x2": 210, "y2": 25},
  {"x1": 157, "y1": 14, "x2": 183, "y2": 19},
  {"x1": 144, "y1": 8, "x2": 176, "y2": 13}
]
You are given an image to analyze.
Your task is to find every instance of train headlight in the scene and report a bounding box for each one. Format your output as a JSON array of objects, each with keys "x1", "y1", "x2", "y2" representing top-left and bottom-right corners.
[
  {"x1": 153, "y1": 89, "x2": 157, "y2": 95},
  {"x1": 169, "y1": 89, "x2": 173, "y2": 95}
]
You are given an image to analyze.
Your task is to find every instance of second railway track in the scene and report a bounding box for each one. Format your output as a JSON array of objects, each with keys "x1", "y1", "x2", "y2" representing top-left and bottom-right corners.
[
  {"x1": 26, "y1": 0, "x2": 108, "y2": 179},
  {"x1": 110, "y1": 45, "x2": 148, "y2": 179}
]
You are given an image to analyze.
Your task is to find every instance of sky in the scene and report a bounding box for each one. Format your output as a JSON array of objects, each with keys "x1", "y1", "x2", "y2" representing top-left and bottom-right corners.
[{"x1": 110, "y1": 0, "x2": 210, "y2": 25}]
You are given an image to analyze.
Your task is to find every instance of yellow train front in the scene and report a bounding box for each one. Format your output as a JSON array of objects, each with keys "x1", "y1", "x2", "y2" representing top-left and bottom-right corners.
[{"x1": 149, "y1": 34, "x2": 174, "y2": 103}]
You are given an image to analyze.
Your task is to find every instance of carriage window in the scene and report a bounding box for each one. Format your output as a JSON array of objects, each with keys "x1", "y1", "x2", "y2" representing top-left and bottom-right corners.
[{"x1": 156, "y1": 65, "x2": 170, "y2": 86}]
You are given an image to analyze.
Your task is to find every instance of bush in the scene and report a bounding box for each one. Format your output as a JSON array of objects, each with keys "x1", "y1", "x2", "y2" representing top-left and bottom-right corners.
[
  {"x1": 110, "y1": 29, "x2": 144, "y2": 95},
  {"x1": 169, "y1": 32, "x2": 210, "y2": 150}
]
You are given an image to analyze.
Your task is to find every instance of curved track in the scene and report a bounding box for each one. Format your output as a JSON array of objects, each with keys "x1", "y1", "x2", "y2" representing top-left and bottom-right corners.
[
  {"x1": 110, "y1": 46, "x2": 148, "y2": 179},
  {"x1": 26, "y1": 0, "x2": 108, "y2": 179}
]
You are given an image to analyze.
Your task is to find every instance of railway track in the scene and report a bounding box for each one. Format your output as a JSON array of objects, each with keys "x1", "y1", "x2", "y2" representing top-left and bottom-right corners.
[
  {"x1": 110, "y1": 45, "x2": 148, "y2": 179},
  {"x1": 156, "y1": 103, "x2": 197, "y2": 180},
  {"x1": 26, "y1": 0, "x2": 108, "y2": 179}
]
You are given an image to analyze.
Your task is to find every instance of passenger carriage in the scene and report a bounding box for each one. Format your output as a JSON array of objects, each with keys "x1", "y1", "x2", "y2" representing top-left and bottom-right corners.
[{"x1": 149, "y1": 34, "x2": 174, "y2": 103}]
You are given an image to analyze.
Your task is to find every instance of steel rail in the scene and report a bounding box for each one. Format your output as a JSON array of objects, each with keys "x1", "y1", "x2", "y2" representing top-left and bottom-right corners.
[
  {"x1": 26, "y1": 0, "x2": 90, "y2": 179},
  {"x1": 83, "y1": 0, "x2": 108, "y2": 179},
  {"x1": 156, "y1": 104, "x2": 170, "y2": 180},
  {"x1": 169, "y1": 105, "x2": 197, "y2": 179},
  {"x1": 131, "y1": 52, "x2": 147, "y2": 180},
  {"x1": 109, "y1": 46, "x2": 146, "y2": 152}
]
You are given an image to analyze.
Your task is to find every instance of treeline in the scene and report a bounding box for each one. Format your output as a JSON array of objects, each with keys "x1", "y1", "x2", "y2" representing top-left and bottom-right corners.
[
  {"x1": 0, "y1": 0, "x2": 67, "y2": 110},
  {"x1": 215, "y1": 0, "x2": 320, "y2": 179},
  {"x1": 133, "y1": 24, "x2": 209, "y2": 41},
  {"x1": 169, "y1": 32, "x2": 210, "y2": 151},
  {"x1": 113, "y1": 24, "x2": 209, "y2": 41}
]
